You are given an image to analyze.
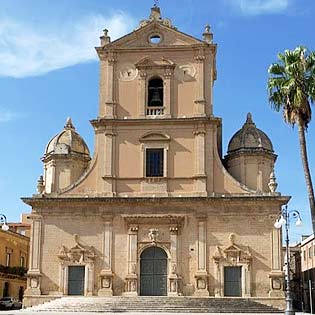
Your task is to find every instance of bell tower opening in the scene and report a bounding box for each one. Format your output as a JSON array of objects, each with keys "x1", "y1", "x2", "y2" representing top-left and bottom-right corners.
[{"x1": 147, "y1": 77, "x2": 164, "y2": 116}]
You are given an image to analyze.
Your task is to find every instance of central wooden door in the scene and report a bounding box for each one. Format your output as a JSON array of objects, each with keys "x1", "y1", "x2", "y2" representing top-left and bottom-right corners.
[
  {"x1": 140, "y1": 247, "x2": 167, "y2": 296},
  {"x1": 68, "y1": 266, "x2": 85, "y2": 296},
  {"x1": 224, "y1": 266, "x2": 242, "y2": 297}
]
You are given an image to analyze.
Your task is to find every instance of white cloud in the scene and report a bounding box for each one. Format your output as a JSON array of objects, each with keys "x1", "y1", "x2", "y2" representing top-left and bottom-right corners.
[
  {"x1": 233, "y1": 0, "x2": 290, "y2": 15},
  {"x1": 0, "y1": 13, "x2": 135, "y2": 78},
  {"x1": 0, "y1": 109, "x2": 20, "y2": 122}
]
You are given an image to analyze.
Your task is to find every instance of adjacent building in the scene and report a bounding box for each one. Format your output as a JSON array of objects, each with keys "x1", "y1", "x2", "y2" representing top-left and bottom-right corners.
[
  {"x1": 22, "y1": 6, "x2": 288, "y2": 308},
  {"x1": 0, "y1": 222, "x2": 29, "y2": 300},
  {"x1": 301, "y1": 234, "x2": 315, "y2": 312}
]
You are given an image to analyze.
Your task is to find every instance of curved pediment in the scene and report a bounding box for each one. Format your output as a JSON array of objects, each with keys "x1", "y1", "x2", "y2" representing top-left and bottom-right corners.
[
  {"x1": 139, "y1": 132, "x2": 170, "y2": 142},
  {"x1": 135, "y1": 57, "x2": 175, "y2": 70}
]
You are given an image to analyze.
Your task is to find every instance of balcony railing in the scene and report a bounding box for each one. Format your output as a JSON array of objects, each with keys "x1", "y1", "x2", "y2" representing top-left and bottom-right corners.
[
  {"x1": 146, "y1": 107, "x2": 164, "y2": 116},
  {"x1": 0, "y1": 265, "x2": 27, "y2": 276}
]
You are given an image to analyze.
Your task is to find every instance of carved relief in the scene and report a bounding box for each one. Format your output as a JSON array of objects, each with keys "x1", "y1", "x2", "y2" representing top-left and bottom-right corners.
[
  {"x1": 175, "y1": 64, "x2": 196, "y2": 81},
  {"x1": 148, "y1": 228, "x2": 159, "y2": 243},
  {"x1": 119, "y1": 64, "x2": 139, "y2": 81},
  {"x1": 57, "y1": 235, "x2": 97, "y2": 264}
]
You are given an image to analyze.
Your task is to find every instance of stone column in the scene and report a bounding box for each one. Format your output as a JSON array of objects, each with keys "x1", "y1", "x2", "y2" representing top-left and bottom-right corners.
[
  {"x1": 269, "y1": 227, "x2": 284, "y2": 297},
  {"x1": 99, "y1": 220, "x2": 114, "y2": 296},
  {"x1": 163, "y1": 71, "x2": 173, "y2": 118},
  {"x1": 25, "y1": 215, "x2": 42, "y2": 296},
  {"x1": 105, "y1": 54, "x2": 117, "y2": 118},
  {"x1": 193, "y1": 130, "x2": 207, "y2": 195},
  {"x1": 124, "y1": 225, "x2": 138, "y2": 296},
  {"x1": 103, "y1": 129, "x2": 116, "y2": 196},
  {"x1": 194, "y1": 218, "x2": 209, "y2": 296},
  {"x1": 138, "y1": 71, "x2": 147, "y2": 118},
  {"x1": 169, "y1": 226, "x2": 179, "y2": 296},
  {"x1": 194, "y1": 54, "x2": 206, "y2": 117}
]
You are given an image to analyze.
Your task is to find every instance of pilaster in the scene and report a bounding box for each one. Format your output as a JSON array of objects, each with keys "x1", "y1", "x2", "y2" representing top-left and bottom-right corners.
[
  {"x1": 169, "y1": 226, "x2": 179, "y2": 296},
  {"x1": 103, "y1": 129, "x2": 116, "y2": 196},
  {"x1": 124, "y1": 225, "x2": 139, "y2": 296},
  {"x1": 163, "y1": 71, "x2": 173, "y2": 118},
  {"x1": 194, "y1": 54, "x2": 206, "y2": 117},
  {"x1": 138, "y1": 71, "x2": 147, "y2": 118},
  {"x1": 193, "y1": 129, "x2": 207, "y2": 194},
  {"x1": 105, "y1": 54, "x2": 117, "y2": 118},
  {"x1": 269, "y1": 227, "x2": 284, "y2": 297},
  {"x1": 98, "y1": 219, "x2": 114, "y2": 296},
  {"x1": 194, "y1": 217, "x2": 209, "y2": 296},
  {"x1": 25, "y1": 214, "x2": 43, "y2": 296}
]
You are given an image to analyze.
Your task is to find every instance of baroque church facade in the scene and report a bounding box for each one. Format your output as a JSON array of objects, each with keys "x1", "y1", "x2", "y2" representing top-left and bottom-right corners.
[{"x1": 23, "y1": 6, "x2": 288, "y2": 308}]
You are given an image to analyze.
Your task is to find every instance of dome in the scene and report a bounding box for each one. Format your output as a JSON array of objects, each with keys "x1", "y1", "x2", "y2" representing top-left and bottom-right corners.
[
  {"x1": 227, "y1": 113, "x2": 274, "y2": 154},
  {"x1": 44, "y1": 118, "x2": 90, "y2": 159}
]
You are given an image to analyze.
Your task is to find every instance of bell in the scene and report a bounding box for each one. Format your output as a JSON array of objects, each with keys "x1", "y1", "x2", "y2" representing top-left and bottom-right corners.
[{"x1": 149, "y1": 87, "x2": 163, "y2": 107}]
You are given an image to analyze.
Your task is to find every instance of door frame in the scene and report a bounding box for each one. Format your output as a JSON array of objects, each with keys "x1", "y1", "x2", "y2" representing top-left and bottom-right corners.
[
  {"x1": 138, "y1": 244, "x2": 170, "y2": 296},
  {"x1": 219, "y1": 263, "x2": 251, "y2": 297},
  {"x1": 67, "y1": 265, "x2": 86, "y2": 296},
  {"x1": 223, "y1": 266, "x2": 242, "y2": 297}
]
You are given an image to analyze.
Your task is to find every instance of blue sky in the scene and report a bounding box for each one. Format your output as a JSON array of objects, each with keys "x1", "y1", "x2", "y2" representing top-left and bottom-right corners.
[{"x1": 0, "y1": 0, "x2": 314, "y2": 242}]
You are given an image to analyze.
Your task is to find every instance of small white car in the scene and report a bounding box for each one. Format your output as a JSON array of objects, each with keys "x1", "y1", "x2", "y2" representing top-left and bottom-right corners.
[{"x1": 0, "y1": 297, "x2": 22, "y2": 310}]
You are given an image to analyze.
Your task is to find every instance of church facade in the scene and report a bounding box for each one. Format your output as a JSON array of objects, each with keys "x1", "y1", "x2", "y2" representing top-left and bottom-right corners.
[{"x1": 23, "y1": 6, "x2": 288, "y2": 308}]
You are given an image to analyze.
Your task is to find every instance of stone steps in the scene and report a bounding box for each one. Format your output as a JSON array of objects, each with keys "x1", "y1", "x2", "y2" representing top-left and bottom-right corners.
[{"x1": 24, "y1": 297, "x2": 282, "y2": 313}]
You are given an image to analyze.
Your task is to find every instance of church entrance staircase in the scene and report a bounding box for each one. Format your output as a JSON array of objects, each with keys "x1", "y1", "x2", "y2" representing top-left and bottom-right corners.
[{"x1": 23, "y1": 297, "x2": 282, "y2": 313}]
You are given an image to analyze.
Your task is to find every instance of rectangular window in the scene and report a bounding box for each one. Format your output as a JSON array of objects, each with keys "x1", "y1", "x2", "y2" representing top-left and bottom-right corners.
[
  {"x1": 303, "y1": 250, "x2": 306, "y2": 261},
  {"x1": 146, "y1": 149, "x2": 164, "y2": 177},
  {"x1": 20, "y1": 256, "x2": 25, "y2": 268},
  {"x1": 309, "y1": 247, "x2": 313, "y2": 259},
  {"x1": 6, "y1": 253, "x2": 11, "y2": 267}
]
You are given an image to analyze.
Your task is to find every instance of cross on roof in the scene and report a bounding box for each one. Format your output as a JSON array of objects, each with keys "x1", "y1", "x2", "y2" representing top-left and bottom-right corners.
[{"x1": 154, "y1": 0, "x2": 159, "y2": 7}]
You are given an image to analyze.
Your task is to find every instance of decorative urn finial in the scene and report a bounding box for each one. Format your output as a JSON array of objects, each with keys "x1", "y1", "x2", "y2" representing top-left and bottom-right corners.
[
  {"x1": 203, "y1": 24, "x2": 213, "y2": 44},
  {"x1": 37, "y1": 175, "x2": 45, "y2": 194},
  {"x1": 100, "y1": 28, "x2": 111, "y2": 47},
  {"x1": 268, "y1": 170, "x2": 278, "y2": 193}
]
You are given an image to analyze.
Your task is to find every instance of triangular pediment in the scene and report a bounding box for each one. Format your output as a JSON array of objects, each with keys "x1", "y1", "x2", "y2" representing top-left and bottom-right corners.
[
  {"x1": 106, "y1": 21, "x2": 204, "y2": 49},
  {"x1": 224, "y1": 244, "x2": 242, "y2": 253}
]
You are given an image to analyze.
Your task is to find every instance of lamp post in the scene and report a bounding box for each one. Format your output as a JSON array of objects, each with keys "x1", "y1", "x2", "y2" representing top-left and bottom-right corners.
[
  {"x1": 274, "y1": 205, "x2": 302, "y2": 315},
  {"x1": 0, "y1": 213, "x2": 9, "y2": 231}
]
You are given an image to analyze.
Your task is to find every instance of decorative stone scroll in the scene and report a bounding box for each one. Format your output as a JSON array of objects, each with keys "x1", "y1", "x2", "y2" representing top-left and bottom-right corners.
[
  {"x1": 212, "y1": 234, "x2": 252, "y2": 297},
  {"x1": 57, "y1": 235, "x2": 97, "y2": 296}
]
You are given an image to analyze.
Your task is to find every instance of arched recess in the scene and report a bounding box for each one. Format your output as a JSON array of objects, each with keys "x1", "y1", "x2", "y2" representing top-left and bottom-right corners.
[{"x1": 140, "y1": 246, "x2": 168, "y2": 296}]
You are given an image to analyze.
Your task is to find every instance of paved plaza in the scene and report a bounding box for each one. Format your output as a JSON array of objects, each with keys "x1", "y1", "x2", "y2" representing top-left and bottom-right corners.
[{"x1": 0, "y1": 311, "x2": 313, "y2": 315}]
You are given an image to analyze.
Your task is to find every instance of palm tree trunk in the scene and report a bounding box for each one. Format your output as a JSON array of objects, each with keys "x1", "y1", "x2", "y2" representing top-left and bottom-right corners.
[{"x1": 297, "y1": 118, "x2": 315, "y2": 233}]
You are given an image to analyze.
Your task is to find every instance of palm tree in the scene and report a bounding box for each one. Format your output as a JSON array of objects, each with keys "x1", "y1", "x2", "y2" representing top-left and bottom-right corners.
[{"x1": 268, "y1": 46, "x2": 315, "y2": 233}]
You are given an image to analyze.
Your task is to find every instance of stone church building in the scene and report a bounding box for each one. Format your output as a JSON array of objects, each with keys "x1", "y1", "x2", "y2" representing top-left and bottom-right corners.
[{"x1": 23, "y1": 6, "x2": 288, "y2": 308}]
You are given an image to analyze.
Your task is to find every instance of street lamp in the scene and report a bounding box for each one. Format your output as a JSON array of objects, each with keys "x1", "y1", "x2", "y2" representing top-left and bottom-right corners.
[
  {"x1": 274, "y1": 205, "x2": 302, "y2": 315},
  {"x1": 0, "y1": 213, "x2": 9, "y2": 231}
]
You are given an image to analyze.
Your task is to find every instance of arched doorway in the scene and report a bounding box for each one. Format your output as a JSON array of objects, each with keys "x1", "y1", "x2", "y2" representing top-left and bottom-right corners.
[{"x1": 140, "y1": 246, "x2": 167, "y2": 296}]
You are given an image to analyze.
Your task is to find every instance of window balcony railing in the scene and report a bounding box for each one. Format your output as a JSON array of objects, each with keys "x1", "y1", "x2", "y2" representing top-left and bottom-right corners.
[
  {"x1": 0, "y1": 265, "x2": 27, "y2": 276},
  {"x1": 146, "y1": 107, "x2": 164, "y2": 116}
]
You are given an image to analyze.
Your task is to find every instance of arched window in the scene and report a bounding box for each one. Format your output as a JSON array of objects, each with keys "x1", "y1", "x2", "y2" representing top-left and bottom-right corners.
[{"x1": 148, "y1": 77, "x2": 163, "y2": 107}]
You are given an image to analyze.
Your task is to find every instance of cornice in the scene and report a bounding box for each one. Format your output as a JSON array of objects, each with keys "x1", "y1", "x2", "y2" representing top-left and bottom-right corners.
[
  {"x1": 90, "y1": 116, "x2": 222, "y2": 128},
  {"x1": 21, "y1": 195, "x2": 290, "y2": 207}
]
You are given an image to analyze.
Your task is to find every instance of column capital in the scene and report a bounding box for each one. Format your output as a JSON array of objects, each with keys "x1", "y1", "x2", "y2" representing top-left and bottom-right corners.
[{"x1": 128, "y1": 225, "x2": 139, "y2": 234}]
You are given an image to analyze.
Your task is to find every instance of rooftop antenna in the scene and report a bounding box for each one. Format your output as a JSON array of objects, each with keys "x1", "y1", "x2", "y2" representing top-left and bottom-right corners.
[{"x1": 154, "y1": 0, "x2": 159, "y2": 7}]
